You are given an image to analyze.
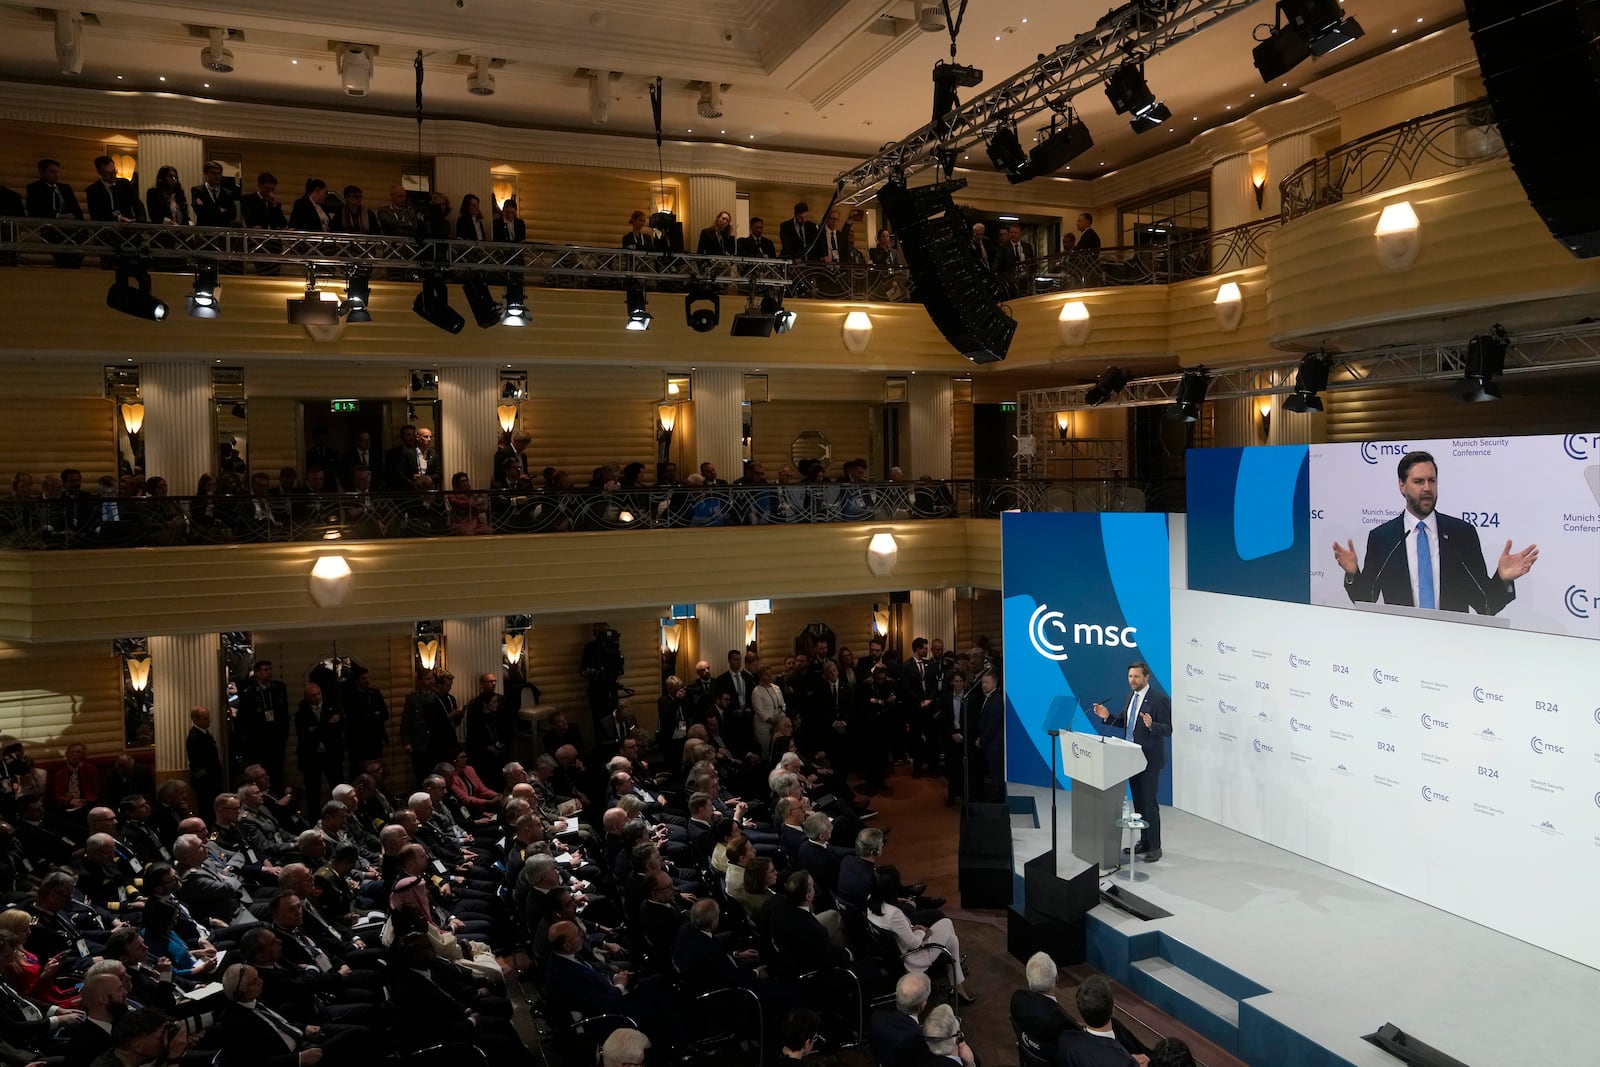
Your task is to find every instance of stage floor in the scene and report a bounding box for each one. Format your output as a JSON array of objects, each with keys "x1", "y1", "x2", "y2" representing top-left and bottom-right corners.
[{"x1": 1010, "y1": 784, "x2": 1599, "y2": 1066}]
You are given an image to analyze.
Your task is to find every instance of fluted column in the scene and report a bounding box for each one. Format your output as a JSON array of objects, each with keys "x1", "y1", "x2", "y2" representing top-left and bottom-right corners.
[
  {"x1": 1265, "y1": 130, "x2": 1316, "y2": 218},
  {"x1": 136, "y1": 131, "x2": 205, "y2": 193},
  {"x1": 909, "y1": 589, "x2": 955, "y2": 650},
  {"x1": 443, "y1": 616, "x2": 502, "y2": 687},
  {"x1": 696, "y1": 601, "x2": 749, "y2": 665},
  {"x1": 148, "y1": 633, "x2": 220, "y2": 780},
  {"x1": 438, "y1": 364, "x2": 497, "y2": 488},
  {"x1": 907, "y1": 374, "x2": 953, "y2": 481},
  {"x1": 141, "y1": 362, "x2": 213, "y2": 494},
  {"x1": 1211, "y1": 153, "x2": 1256, "y2": 231},
  {"x1": 691, "y1": 368, "x2": 744, "y2": 483},
  {"x1": 688, "y1": 174, "x2": 737, "y2": 236},
  {"x1": 432, "y1": 155, "x2": 494, "y2": 208}
]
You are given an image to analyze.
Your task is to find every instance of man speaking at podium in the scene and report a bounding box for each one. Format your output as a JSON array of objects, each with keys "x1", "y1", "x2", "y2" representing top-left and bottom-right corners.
[
  {"x1": 1331, "y1": 450, "x2": 1537, "y2": 614},
  {"x1": 1093, "y1": 663, "x2": 1171, "y2": 862}
]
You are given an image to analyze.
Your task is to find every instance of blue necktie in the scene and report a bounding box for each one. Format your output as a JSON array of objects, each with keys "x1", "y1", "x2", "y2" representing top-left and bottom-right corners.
[
  {"x1": 1127, "y1": 692, "x2": 1141, "y2": 740},
  {"x1": 1416, "y1": 524, "x2": 1435, "y2": 609}
]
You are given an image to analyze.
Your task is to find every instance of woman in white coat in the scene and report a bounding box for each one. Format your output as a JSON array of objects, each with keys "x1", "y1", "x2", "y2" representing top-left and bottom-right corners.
[
  {"x1": 865, "y1": 865, "x2": 976, "y2": 1003},
  {"x1": 751, "y1": 664, "x2": 787, "y2": 756}
]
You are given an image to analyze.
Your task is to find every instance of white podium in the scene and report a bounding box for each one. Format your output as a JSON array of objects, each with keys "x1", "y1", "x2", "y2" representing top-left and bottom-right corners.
[{"x1": 1061, "y1": 733, "x2": 1147, "y2": 872}]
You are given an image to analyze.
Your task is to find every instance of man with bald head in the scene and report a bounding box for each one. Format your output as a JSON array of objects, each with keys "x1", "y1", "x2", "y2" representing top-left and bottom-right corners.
[
  {"x1": 66, "y1": 970, "x2": 127, "y2": 1067},
  {"x1": 543, "y1": 920, "x2": 634, "y2": 1019},
  {"x1": 187, "y1": 705, "x2": 224, "y2": 810},
  {"x1": 78, "y1": 832, "x2": 143, "y2": 913},
  {"x1": 295, "y1": 682, "x2": 343, "y2": 812}
]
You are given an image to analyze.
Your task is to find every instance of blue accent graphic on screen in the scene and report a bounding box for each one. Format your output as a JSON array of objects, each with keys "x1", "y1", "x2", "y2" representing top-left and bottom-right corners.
[
  {"x1": 1187, "y1": 445, "x2": 1310, "y2": 604},
  {"x1": 1001, "y1": 513, "x2": 1172, "y2": 802}
]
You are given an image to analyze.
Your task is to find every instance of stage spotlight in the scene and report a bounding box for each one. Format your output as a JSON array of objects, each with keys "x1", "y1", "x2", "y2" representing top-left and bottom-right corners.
[
  {"x1": 412, "y1": 274, "x2": 465, "y2": 334},
  {"x1": 1254, "y1": 0, "x2": 1364, "y2": 82},
  {"x1": 287, "y1": 275, "x2": 340, "y2": 325},
  {"x1": 1170, "y1": 366, "x2": 1212, "y2": 422},
  {"x1": 1105, "y1": 62, "x2": 1168, "y2": 126},
  {"x1": 1282, "y1": 352, "x2": 1332, "y2": 413},
  {"x1": 1027, "y1": 112, "x2": 1094, "y2": 177},
  {"x1": 731, "y1": 305, "x2": 774, "y2": 338},
  {"x1": 931, "y1": 60, "x2": 983, "y2": 134},
  {"x1": 341, "y1": 268, "x2": 372, "y2": 323},
  {"x1": 985, "y1": 121, "x2": 1031, "y2": 182},
  {"x1": 1084, "y1": 366, "x2": 1131, "y2": 406},
  {"x1": 461, "y1": 272, "x2": 503, "y2": 329},
  {"x1": 1454, "y1": 329, "x2": 1507, "y2": 403},
  {"x1": 187, "y1": 263, "x2": 220, "y2": 319},
  {"x1": 106, "y1": 263, "x2": 167, "y2": 321},
  {"x1": 760, "y1": 293, "x2": 796, "y2": 334},
  {"x1": 685, "y1": 282, "x2": 720, "y2": 333},
  {"x1": 500, "y1": 275, "x2": 530, "y2": 327},
  {"x1": 625, "y1": 281, "x2": 652, "y2": 331},
  {"x1": 1127, "y1": 105, "x2": 1172, "y2": 133}
]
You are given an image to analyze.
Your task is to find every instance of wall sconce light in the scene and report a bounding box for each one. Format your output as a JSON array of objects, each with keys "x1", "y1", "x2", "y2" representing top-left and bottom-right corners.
[
  {"x1": 660, "y1": 620, "x2": 682, "y2": 654},
  {"x1": 871, "y1": 604, "x2": 890, "y2": 638},
  {"x1": 866, "y1": 530, "x2": 898, "y2": 576},
  {"x1": 125, "y1": 654, "x2": 151, "y2": 692},
  {"x1": 1213, "y1": 281, "x2": 1243, "y2": 332},
  {"x1": 1258, "y1": 398, "x2": 1272, "y2": 439},
  {"x1": 414, "y1": 621, "x2": 443, "y2": 672},
  {"x1": 1250, "y1": 159, "x2": 1268, "y2": 210},
  {"x1": 842, "y1": 310, "x2": 873, "y2": 354},
  {"x1": 308, "y1": 554, "x2": 352, "y2": 607},
  {"x1": 1057, "y1": 300, "x2": 1091, "y2": 345},
  {"x1": 1055, "y1": 411, "x2": 1071, "y2": 440},
  {"x1": 496, "y1": 404, "x2": 518, "y2": 433},
  {"x1": 744, "y1": 615, "x2": 758, "y2": 649},
  {"x1": 1374, "y1": 201, "x2": 1421, "y2": 271},
  {"x1": 502, "y1": 631, "x2": 525, "y2": 665},
  {"x1": 657, "y1": 403, "x2": 677, "y2": 434},
  {"x1": 120, "y1": 402, "x2": 145, "y2": 436}
]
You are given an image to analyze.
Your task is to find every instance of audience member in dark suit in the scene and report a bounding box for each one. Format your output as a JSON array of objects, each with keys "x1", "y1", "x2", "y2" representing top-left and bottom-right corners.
[
  {"x1": 455, "y1": 194, "x2": 490, "y2": 241},
  {"x1": 235, "y1": 660, "x2": 292, "y2": 786},
  {"x1": 336, "y1": 186, "x2": 378, "y2": 236},
  {"x1": 186, "y1": 706, "x2": 224, "y2": 810},
  {"x1": 26, "y1": 158, "x2": 84, "y2": 268},
  {"x1": 1057, "y1": 976, "x2": 1137, "y2": 1067},
  {"x1": 100, "y1": 755, "x2": 156, "y2": 809},
  {"x1": 938, "y1": 670, "x2": 976, "y2": 806},
  {"x1": 190, "y1": 162, "x2": 239, "y2": 228},
  {"x1": 91, "y1": 1008, "x2": 195, "y2": 1067},
  {"x1": 779, "y1": 202, "x2": 820, "y2": 260},
  {"x1": 734, "y1": 217, "x2": 776, "y2": 258},
  {"x1": 696, "y1": 211, "x2": 736, "y2": 255},
  {"x1": 975, "y1": 670, "x2": 1005, "y2": 802},
  {"x1": 622, "y1": 210, "x2": 661, "y2": 252},
  {"x1": 1072, "y1": 212, "x2": 1102, "y2": 252},
  {"x1": 868, "y1": 972, "x2": 932, "y2": 1067},
  {"x1": 765, "y1": 871, "x2": 849, "y2": 978},
  {"x1": 294, "y1": 682, "x2": 344, "y2": 812},
  {"x1": 493, "y1": 200, "x2": 527, "y2": 242},
  {"x1": 288, "y1": 179, "x2": 335, "y2": 232},
  {"x1": 145, "y1": 166, "x2": 191, "y2": 226},
  {"x1": 218, "y1": 964, "x2": 332, "y2": 1067},
  {"x1": 240, "y1": 173, "x2": 287, "y2": 230},
  {"x1": 85, "y1": 156, "x2": 143, "y2": 223},
  {"x1": 1011, "y1": 951, "x2": 1080, "y2": 1061}
]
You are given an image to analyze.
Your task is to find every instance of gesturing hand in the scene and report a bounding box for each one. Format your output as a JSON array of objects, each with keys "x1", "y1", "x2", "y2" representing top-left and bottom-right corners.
[
  {"x1": 1092, "y1": 703, "x2": 1110, "y2": 721},
  {"x1": 1140, "y1": 712, "x2": 1153, "y2": 730},
  {"x1": 1331, "y1": 539, "x2": 1359, "y2": 576},
  {"x1": 1496, "y1": 540, "x2": 1538, "y2": 581}
]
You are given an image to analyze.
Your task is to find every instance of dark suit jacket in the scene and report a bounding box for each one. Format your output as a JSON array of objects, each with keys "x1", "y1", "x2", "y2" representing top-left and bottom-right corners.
[
  {"x1": 1075, "y1": 227, "x2": 1102, "y2": 251},
  {"x1": 64, "y1": 1018, "x2": 114, "y2": 1067},
  {"x1": 1057, "y1": 1029, "x2": 1136, "y2": 1067},
  {"x1": 26, "y1": 180, "x2": 82, "y2": 219},
  {"x1": 288, "y1": 196, "x2": 333, "y2": 231},
  {"x1": 493, "y1": 217, "x2": 527, "y2": 242},
  {"x1": 1011, "y1": 989, "x2": 1079, "y2": 1058},
  {"x1": 177, "y1": 866, "x2": 243, "y2": 924},
  {"x1": 235, "y1": 681, "x2": 291, "y2": 761},
  {"x1": 977, "y1": 689, "x2": 1005, "y2": 752},
  {"x1": 622, "y1": 229, "x2": 663, "y2": 252},
  {"x1": 765, "y1": 898, "x2": 847, "y2": 976},
  {"x1": 834, "y1": 854, "x2": 874, "y2": 911},
  {"x1": 713, "y1": 669, "x2": 756, "y2": 711},
  {"x1": 1103, "y1": 688, "x2": 1173, "y2": 771},
  {"x1": 696, "y1": 227, "x2": 736, "y2": 255},
  {"x1": 779, "y1": 218, "x2": 820, "y2": 260},
  {"x1": 542, "y1": 951, "x2": 629, "y2": 1018},
  {"x1": 85, "y1": 179, "x2": 143, "y2": 222},
  {"x1": 340, "y1": 207, "x2": 379, "y2": 235},
  {"x1": 294, "y1": 700, "x2": 344, "y2": 768},
  {"x1": 146, "y1": 186, "x2": 190, "y2": 225},
  {"x1": 220, "y1": 1000, "x2": 305, "y2": 1067},
  {"x1": 387, "y1": 964, "x2": 476, "y2": 1045},
  {"x1": 1344, "y1": 512, "x2": 1514, "y2": 615},
  {"x1": 735, "y1": 235, "x2": 776, "y2": 258},
  {"x1": 796, "y1": 839, "x2": 841, "y2": 910},
  {"x1": 672, "y1": 925, "x2": 746, "y2": 993},
  {"x1": 455, "y1": 214, "x2": 491, "y2": 241},
  {"x1": 187, "y1": 724, "x2": 224, "y2": 797},
  {"x1": 868, "y1": 1008, "x2": 925, "y2": 1067},
  {"x1": 191, "y1": 183, "x2": 239, "y2": 227},
  {"x1": 240, "y1": 192, "x2": 287, "y2": 229}
]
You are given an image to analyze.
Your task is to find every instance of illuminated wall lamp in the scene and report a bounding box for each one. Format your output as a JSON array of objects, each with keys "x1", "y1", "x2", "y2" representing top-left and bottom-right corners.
[
  {"x1": 308, "y1": 554, "x2": 352, "y2": 607},
  {"x1": 1258, "y1": 398, "x2": 1272, "y2": 439},
  {"x1": 496, "y1": 404, "x2": 518, "y2": 433},
  {"x1": 416, "y1": 637, "x2": 441, "y2": 671},
  {"x1": 1057, "y1": 300, "x2": 1091, "y2": 345},
  {"x1": 1250, "y1": 159, "x2": 1268, "y2": 209},
  {"x1": 1213, "y1": 281, "x2": 1243, "y2": 332},
  {"x1": 660, "y1": 621, "x2": 682, "y2": 654},
  {"x1": 502, "y1": 632, "x2": 525, "y2": 665},
  {"x1": 1055, "y1": 411, "x2": 1070, "y2": 440},
  {"x1": 125, "y1": 655, "x2": 151, "y2": 692},
  {"x1": 866, "y1": 530, "x2": 898, "y2": 577},
  {"x1": 871, "y1": 604, "x2": 889, "y2": 638},
  {"x1": 120, "y1": 402, "x2": 145, "y2": 435},
  {"x1": 657, "y1": 403, "x2": 677, "y2": 434},
  {"x1": 1374, "y1": 201, "x2": 1420, "y2": 271},
  {"x1": 842, "y1": 310, "x2": 873, "y2": 354}
]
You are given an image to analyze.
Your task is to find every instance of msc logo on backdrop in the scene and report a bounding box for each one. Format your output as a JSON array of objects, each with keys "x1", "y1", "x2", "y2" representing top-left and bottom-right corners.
[
  {"x1": 1594, "y1": 707, "x2": 1600, "y2": 726},
  {"x1": 1362, "y1": 441, "x2": 1411, "y2": 465},
  {"x1": 1564, "y1": 585, "x2": 1596, "y2": 620},
  {"x1": 1372, "y1": 669, "x2": 1399, "y2": 685},
  {"x1": 1529, "y1": 736, "x2": 1566, "y2": 755},
  {"x1": 1473, "y1": 687, "x2": 1504, "y2": 704},
  {"x1": 1185, "y1": 664, "x2": 1203, "y2": 678},
  {"x1": 1290, "y1": 718, "x2": 1311, "y2": 733},
  {"x1": 1027, "y1": 605, "x2": 1139, "y2": 662},
  {"x1": 1594, "y1": 791, "x2": 1600, "y2": 809},
  {"x1": 1420, "y1": 785, "x2": 1450, "y2": 803},
  {"x1": 1216, "y1": 640, "x2": 1237, "y2": 654},
  {"x1": 1329, "y1": 694, "x2": 1354, "y2": 710},
  {"x1": 1253, "y1": 739, "x2": 1275, "y2": 754},
  {"x1": 1217, "y1": 699, "x2": 1238, "y2": 714},
  {"x1": 1563, "y1": 433, "x2": 1598, "y2": 460},
  {"x1": 1288, "y1": 653, "x2": 1310, "y2": 669},
  {"x1": 1420, "y1": 713, "x2": 1449, "y2": 731}
]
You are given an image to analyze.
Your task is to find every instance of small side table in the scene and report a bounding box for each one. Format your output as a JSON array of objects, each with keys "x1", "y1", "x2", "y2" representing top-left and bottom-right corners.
[{"x1": 1114, "y1": 815, "x2": 1150, "y2": 883}]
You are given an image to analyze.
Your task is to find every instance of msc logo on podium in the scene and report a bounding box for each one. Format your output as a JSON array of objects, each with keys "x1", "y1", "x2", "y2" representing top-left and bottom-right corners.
[
  {"x1": 1027, "y1": 604, "x2": 1138, "y2": 662},
  {"x1": 1070, "y1": 741, "x2": 1092, "y2": 759}
]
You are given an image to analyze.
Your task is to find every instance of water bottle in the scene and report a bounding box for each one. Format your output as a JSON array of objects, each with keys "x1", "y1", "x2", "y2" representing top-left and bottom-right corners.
[{"x1": 1121, "y1": 796, "x2": 1132, "y2": 823}]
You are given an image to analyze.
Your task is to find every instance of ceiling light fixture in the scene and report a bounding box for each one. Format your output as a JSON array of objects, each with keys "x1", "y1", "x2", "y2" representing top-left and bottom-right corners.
[
  {"x1": 468, "y1": 55, "x2": 497, "y2": 96},
  {"x1": 985, "y1": 119, "x2": 1030, "y2": 181},
  {"x1": 201, "y1": 28, "x2": 234, "y2": 73},
  {"x1": 1105, "y1": 61, "x2": 1170, "y2": 133},
  {"x1": 413, "y1": 273, "x2": 465, "y2": 334},
  {"x1": 625, "y1": 280, "x2": 652, "y2": 331},
  {"x1": 761, "y1": 292, "x2": 796, "y2": 334},
  {"x1": 697, "y1": 82, "x2": 723, "y2": 118},
  {"x1": 187, "y1": 263, "x2": 220, "y2": 318},
  {"x1": 54, "y1": 10, "x2": 83, "y2": 76},
  {"x1": 1026, "y1": 108, "x2": 1094, "y2": 178},
  {"x1": 1253, "y1": 0, "x2": 1364, "y2": 82},
  {"x1": 341, "y1": 267, "x2": 372, "y2": 323},
  {"x1": 338, "y1": 44, "x2": 374, "y2": 96}
]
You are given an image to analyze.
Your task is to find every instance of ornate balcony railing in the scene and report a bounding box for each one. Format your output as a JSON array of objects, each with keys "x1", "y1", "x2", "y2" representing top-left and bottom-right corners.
[
  {"x1": 0, "y1": 478, "x2": 1183, "y2": 550},
  {"x1": 1280, "y1": 98, "x2": 1506, "y2": 222},
  {"x1": 1023, "y1": 216, "x2": 1279, "y2": 294}
]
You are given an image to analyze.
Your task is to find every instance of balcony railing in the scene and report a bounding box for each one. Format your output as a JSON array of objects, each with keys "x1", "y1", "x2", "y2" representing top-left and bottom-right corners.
[
  {"x1": 0, "y1": 478, "x2": 1182, "y2": 549},
  {"x1": 1280, "y1": 98, "x2": 1506, "y2": 222},
  {"x1": 1022, "y1": 216, "x2": 1279, "y2": 294}
]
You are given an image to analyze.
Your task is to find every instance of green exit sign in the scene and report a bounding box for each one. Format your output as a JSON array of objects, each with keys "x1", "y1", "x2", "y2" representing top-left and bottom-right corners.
[
  {"x1": 999, "y1": 402, "x2": 1017, "y2": 413},
  {"x1": 330, "y1": 399, "x2": 360, "y2": 413}
]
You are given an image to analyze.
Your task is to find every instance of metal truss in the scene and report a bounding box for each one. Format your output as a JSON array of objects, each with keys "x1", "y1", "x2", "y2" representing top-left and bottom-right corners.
[{"x1": 835, "y1": 0, "x2": 1261, "y2": 202}]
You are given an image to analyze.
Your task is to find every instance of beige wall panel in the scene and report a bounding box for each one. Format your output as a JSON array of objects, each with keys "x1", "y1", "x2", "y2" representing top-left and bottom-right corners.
[
  {"x1": 1320, "y1": 380, "x2": 1600, "y2": 443},
  {"x1": 955, "y1": 589, "x2": 1004, "y2": 654},
  {"x1": 2, "y1": 521, "x2": 989, "y2": 643},
  {"x1": 2, "y1": 362, "x2": 108, "y2": 399},
  {"x1": 245, "y1": 397, "x2": 301, "y2": 481},
  {"x1": 246, "y1": 364, "x2": 410, "y2": 399},
  {"x1": 759, "y1": 595, "x2": 884, "y2": 661},
  {"x1": 964, "y1": 520, "x2": 1002, "y2": 591},
  {"x1": 761, "y1": 370, "x2": 885, "y2": 403},
  {"x1": 525, "y1": 366, "x2": 666, "y2": 403},
  {"x1": 752, "y1": 400, "x2": 874, "y2": 479},
  {"x1": 520, "y1": 398, "x2": 656, "y2": 477},
  {"x1": 1000, "y1": 288, "x2": 1175, "y2": 370},
  {"x1": 1335, "y1": 78, "x2": 1458, "y2": 145},
  {"x1": 1168, "y1": 267, "x2": 1272, "y2": 368},
  {"x1": 744, "y1": 184, "x2": 837, "y2": 238},
  {"x1": 514, "y1": 164, "x2": 681, "y2": 247},
  {"x1": 0, "y1": 397, "x2": 117, "y2": 485},
  {"x1": 1, "y1": 121, "x2": 134, "y2": 191},
  {"x1": 951, "y1": 402, "x2": 975, "y2": 481},
  {"x1": 205, "y1": 141, "x2": 412, "y2": 210},
  {"x1": 1267, "y1": 164, "x2": 1600, "y2": 347},
  {"x1": 0, "y1": 640, "x2": 125, "y2": 756}
]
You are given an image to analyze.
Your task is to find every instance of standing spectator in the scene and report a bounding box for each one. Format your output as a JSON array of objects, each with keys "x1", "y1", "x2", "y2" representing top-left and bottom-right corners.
[
  {"x1": 696, "y1": 210, "x2": 735, "y2": 255},
  {"x1": 85, "y1": 155, "x2": 143, "y2": 222},
  {"x1": 234, "y1": 659, "x2": 291, "y2": 787},
  {"x1": 819, "y1": 208, "x2": 852, "y2": 264},
  {"x1": 340, "y1": 666, "x2": 389, "y2": 780},
  {"x1": 870, "y1": 228, "x2": 904, "y2": 268},
  {"x1": 339, "y1": 186, "x2": 376, "y2": 235},
  {"x1": 455, "y1": 194, "x2": 489, "y2": 241},
  {"x1": 383, "y1": 425, "x2": 424, "y2": 491},
  {"x1": 779, "y1": 202, "x2": 818, "y2": 260},
  {"x1": 239, "y1": 171, "x2": 286, "y2": 276},
  {"x1": 289, "y1": 179, "x2": 334, "y2": 232},
  {"x1": 1072, "y1": 211, "x2": 1101, "y2": 252},
  {"x1": 26, "y1": 158, "x2": 84, "y2": 268},
  {"x1": 735, "y1": 217, "x2": 775, "y2": 258},
  {"x1": 424, "y1": 192, "x2": 452, "y2": 240},
  {"x1": 493, "y1": 198, "x2": 526, "y2": 242},
  {"x1": 401, "y1": 671, "x2": 452, "y2": 787},
  {"x1": 622, "y1": 210, "x2": 660, "y2": 252},
  {"x1": 145, "y1": 166, "x2": 190, "y2": 226},
  {"x1": 377, "y1": 184, "x2": 416, "y2": 237},
  {"x1": 186, "y1": 706, "x2": 224, "y2": 811},
  {"x1": 975, "y1": 669, "x2": 1004, "y2": 802},
  {"x1": 969, "y1": 223, "x2": 991, "y2": 268},
  {"x1": 294, "y1": 682, "x2": 343, "y2": 812},
  {"x1": 190, "y1": 161, "x2": 239, "y2": 228}
]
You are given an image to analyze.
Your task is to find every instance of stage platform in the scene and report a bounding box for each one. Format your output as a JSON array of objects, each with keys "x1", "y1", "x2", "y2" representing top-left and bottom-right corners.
[{"x1": 1008, "y1": 783, "x2": 1598, "y2": 1066}]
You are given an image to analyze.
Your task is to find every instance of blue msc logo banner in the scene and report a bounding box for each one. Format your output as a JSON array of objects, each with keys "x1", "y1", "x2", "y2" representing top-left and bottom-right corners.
[{"x1": 1002, "y1": 512, "x2": 1172, "y2": 803}]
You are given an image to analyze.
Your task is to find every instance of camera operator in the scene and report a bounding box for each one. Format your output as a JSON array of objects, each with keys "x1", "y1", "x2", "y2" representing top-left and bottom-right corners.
[{"x1": 580, "y1": 623, "x2": 626, "y2": 730}]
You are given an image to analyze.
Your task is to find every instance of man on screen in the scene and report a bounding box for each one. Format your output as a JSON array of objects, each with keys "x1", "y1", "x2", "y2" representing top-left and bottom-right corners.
[
  {"x1": 1331, "y1": 450, "x2": 1537, "y2": 615},
  {"x1": 1093, "y1": 662, "x2": 1171, "y2": 863}
]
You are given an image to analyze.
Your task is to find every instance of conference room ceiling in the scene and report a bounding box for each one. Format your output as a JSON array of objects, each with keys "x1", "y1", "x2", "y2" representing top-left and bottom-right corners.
[{"x1": 0, "y1": 0, "x2": 1464, "y2": 176}]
